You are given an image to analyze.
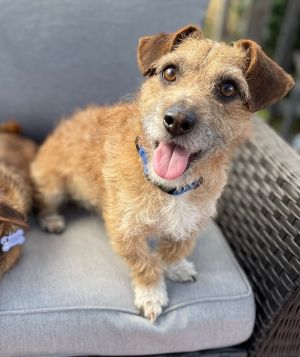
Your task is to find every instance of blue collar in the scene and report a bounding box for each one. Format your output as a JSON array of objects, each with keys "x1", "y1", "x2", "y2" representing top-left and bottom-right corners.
[{"x1": 135, "y1": 137, "x2": 203, "y2": 196}]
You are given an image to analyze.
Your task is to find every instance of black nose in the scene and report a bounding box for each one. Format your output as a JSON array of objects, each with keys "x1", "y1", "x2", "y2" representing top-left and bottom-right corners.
[{"x1": 163, "y1": 105, "x2": 197, "y2": 136}]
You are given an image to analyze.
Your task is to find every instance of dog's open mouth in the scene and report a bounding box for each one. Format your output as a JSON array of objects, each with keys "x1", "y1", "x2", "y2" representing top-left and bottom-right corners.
[{"x1": 153, "y1": 141, "x2": 201, "y2": 180}]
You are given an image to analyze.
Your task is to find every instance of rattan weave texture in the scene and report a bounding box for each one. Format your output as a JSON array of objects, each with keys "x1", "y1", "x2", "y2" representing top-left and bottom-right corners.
[
  {"x1": 216, "y1": 117, "x2": 300, "y2": 356},
  {"x1": 258, "y1": 288, "x2": 300, "y2": 357}
]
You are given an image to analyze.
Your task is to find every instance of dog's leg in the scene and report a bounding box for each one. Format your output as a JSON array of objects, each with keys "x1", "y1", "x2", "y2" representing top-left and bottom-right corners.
[
  {"x1": 31, "y1": 166, "x2": 66, "y2": 234},
  {"x1": 39, "y1": 211, "x2": 65, "y2": 234},
  {"x1": 37, "y1": 192, "x2": 66, "y2": 234},
  {"x1": 159, "y1": 238, "x2": 197, "y2": 282},
  {"x1": 134, "y1": 276, "x2": 168, "y2": 323},
  {"x1": 164, "y1": 259, "x2": 197, "y2": 282},
  {"x1": 112, "y1": 235, "x2": 168, "y2": 322}
]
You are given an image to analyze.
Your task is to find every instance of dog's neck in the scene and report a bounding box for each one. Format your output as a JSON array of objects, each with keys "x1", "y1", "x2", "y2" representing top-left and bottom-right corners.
[{"x1": 135, "y1": 137, "x2": 203, "y2": 196}]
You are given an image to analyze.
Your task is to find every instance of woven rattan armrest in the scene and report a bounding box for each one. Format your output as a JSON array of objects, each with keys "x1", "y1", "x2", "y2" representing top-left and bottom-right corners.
[{"x1": 216, "y1": 117, "x2": 300, "y2": 357}]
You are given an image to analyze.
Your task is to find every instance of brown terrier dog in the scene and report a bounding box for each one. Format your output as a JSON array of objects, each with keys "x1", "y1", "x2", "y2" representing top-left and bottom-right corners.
[
  {"x1": 0, "y1": 121, "x2": 37, "y2": 280},
  {"x1": 31, "y1": 25, "x2": 294, "y2": 321}
]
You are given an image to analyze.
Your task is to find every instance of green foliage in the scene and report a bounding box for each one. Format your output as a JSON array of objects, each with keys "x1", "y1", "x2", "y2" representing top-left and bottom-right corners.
[{"x1": 264, "y1": 0, "x2": 287, "y2": 56}]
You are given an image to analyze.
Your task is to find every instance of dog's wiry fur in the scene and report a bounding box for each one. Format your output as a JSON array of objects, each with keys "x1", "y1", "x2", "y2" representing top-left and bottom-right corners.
[
  {"x1": 0, "y1": 122, "x2": 37, "y2": 279},
  {"x1": 31, "y1": 25, "x2": 294, "y2": 321}
]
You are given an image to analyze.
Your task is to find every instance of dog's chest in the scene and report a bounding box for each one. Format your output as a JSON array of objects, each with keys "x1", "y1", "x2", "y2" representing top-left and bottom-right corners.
[
  {"x1": 120, "y1": 189, "x2": 216, "y2": 240},
  {"x1": 146, "y1": 194, "x2": 214, "y2": 240}
]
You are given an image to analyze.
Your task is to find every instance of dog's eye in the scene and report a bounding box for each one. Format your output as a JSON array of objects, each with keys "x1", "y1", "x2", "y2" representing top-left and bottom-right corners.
[
  {"x1": 220, "y1": 81, "x2": 237, "y2": 98},
  {"x1": 162, "y1": 66, "x2": 177, "y2": 82}
]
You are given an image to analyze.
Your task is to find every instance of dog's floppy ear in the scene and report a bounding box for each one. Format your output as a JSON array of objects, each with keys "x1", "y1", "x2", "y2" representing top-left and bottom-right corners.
[
  {"x1": 137, "y1": 25, "x2": 203, "y2": 76},
  {"x1": 0, "y1": 201, "x2": 28, "y2": 230},
  {"x1": 236, "y1": 39, "x2": 295, "y2": 112}
]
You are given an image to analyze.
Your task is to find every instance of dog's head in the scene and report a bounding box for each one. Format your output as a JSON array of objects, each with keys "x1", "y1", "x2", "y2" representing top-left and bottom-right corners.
[{"x1": 137, "y1": 25, "x2": 294, "y2": 185}]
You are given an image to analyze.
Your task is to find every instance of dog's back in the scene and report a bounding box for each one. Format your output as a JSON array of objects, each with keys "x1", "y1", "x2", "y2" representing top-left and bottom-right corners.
[{"x1": 0, "y1": 133, "x2": 36, "y2": 176}]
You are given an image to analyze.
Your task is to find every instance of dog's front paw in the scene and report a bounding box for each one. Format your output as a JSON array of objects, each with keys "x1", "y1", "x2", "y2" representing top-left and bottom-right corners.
[
  {"x1": 165, "y1": 259, "x2": 197, "y2": 282},
  {"x1": 39, "y1": 213, "x2": 66, "y2": 234},
  {"x1": 134, "y1": 279, "x2": 168, "y2": 322}
]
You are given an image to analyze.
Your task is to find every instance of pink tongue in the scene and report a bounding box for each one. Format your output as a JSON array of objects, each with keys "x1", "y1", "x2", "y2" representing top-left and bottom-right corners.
[{"x1": 153, "y1": 142, "x2": 190, "y2": 180}]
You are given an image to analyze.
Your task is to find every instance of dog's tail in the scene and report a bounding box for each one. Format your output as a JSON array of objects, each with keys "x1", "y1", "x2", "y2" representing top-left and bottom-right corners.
[{"x1": 0, "y1": 120, "x2": 22, "y2": 134}]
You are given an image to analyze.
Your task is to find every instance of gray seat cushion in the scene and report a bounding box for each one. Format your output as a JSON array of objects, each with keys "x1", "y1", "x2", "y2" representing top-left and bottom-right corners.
[{"x1": 0, "y1": 208, "x2": 255, "y2": 357}]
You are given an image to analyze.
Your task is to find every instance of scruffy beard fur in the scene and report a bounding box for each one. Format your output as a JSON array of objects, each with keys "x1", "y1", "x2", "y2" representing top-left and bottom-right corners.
[{"x1": 30, "y1": 25, "x2": 294, "y2": 322}]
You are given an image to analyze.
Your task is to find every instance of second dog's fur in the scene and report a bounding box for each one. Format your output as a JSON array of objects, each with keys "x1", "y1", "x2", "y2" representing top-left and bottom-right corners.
[
  {"x1": 0, "y1": 122, "x2": 37, "y2": 279},
  {"x1": 31, "y1": 26, "x2": 294, "y2": 321}
]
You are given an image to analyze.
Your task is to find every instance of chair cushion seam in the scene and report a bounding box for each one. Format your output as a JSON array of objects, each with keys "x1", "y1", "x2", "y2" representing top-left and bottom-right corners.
[{"x1": 0, "y1": 291, "x2": 253, "y2": 316}]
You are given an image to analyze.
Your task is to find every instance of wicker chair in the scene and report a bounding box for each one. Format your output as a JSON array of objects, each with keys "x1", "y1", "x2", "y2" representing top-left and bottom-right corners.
[{"x1": 216, "y1": 117, "x2": 300, "y2": 357}]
